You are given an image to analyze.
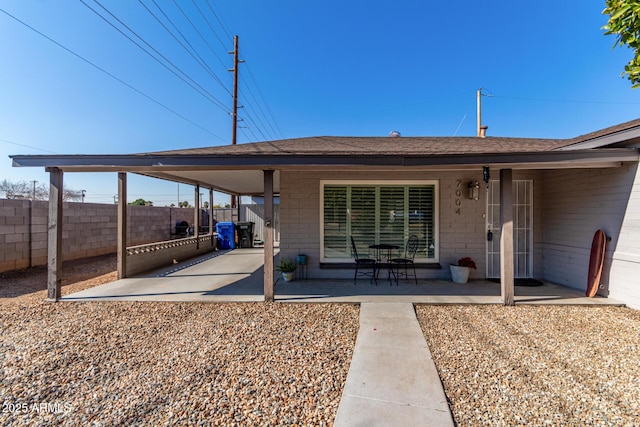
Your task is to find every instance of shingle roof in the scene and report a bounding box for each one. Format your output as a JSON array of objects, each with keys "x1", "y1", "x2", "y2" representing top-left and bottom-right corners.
[
  {"x1": 148, "y1": 136, "x2": 570, "y2": 157},
  {"x1": 148, "y1": 118, "x2": 640, "y2": 158}
]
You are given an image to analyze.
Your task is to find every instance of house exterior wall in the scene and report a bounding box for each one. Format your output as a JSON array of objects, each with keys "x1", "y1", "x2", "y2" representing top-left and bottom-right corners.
[
  {"x1": 541, "y1": 163, "x2": 640, "y2": 309},
  {"x1": 279, "y1": 169, "x2": 543, "y2": 281}
]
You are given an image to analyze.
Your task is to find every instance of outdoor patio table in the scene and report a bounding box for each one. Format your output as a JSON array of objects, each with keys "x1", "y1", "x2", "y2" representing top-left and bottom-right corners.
[{"x1": 369, "y1": 244, "x2": 400, "y2": 285}]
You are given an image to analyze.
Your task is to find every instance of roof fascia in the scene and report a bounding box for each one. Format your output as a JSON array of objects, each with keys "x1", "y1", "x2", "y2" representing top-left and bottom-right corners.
[
  {"x1": 558, "y1": 125, "x2": 640, "y2": 151},
  {"x1": 11, "y1": 149, "x2": 638, "y2": 170}
]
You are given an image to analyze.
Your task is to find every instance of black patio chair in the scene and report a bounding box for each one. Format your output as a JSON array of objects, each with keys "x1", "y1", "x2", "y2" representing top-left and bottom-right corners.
[
  {"x1": 390, "y1": 235, "x2": 419, "y2": 285},
  {"x1": 350, "y1": 236, "x2": 377, "y2": 286}
]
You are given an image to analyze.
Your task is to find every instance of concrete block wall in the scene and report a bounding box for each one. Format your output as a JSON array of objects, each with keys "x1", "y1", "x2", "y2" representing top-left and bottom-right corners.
[
  {"x1": 62, "y1": 202, "x2": 118, "y2": 261},
  {"x1": 0, "y1": 199, "x2": 33, "y2": 272},
  {"x1": 128, "y1": 205, "x2": 194, "y2": 244},
  {"x1": 0, "y1": 199, "x2": 198, "y2": 273},
  {"x1": 126, "y1": 236, "x2": 217, "y2": 277}
]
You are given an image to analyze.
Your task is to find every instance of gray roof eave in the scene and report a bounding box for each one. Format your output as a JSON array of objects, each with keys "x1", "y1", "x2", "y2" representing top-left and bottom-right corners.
[
  {"x1": 10, "y1": 148, "x2": 639, "y2": 171},
  {"x1": 560, "y1": 125, "x2": 640, "y2": 150}
]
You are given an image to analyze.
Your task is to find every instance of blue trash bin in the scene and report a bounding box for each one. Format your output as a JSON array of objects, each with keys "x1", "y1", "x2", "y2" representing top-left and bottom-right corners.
[{"x1": 216, "y1": 222, "x2": 236, "y2": 249}]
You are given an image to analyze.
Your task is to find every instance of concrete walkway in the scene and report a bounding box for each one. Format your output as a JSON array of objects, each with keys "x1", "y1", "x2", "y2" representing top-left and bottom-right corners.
[{"x1": 334, "y1": 303, "x2": 454, "y2": 427}]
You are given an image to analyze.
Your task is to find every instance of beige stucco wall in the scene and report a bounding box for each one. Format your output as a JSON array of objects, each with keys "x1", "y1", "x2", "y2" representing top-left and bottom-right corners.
[
  {"x1": 541, "y1": 163, "x2": 640, "y2": 309},
  {"x1": 279, "y1": 169, "x2": 544, "y2": 281}
]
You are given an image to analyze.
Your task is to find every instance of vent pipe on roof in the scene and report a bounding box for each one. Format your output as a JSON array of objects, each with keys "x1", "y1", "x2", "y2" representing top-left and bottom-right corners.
[
  {"x1": 388, "y1": 131, "x2": 401, "y2": 137},
  {"x1": 479, "y1": 125, "x2": 488, "y2": 138}
]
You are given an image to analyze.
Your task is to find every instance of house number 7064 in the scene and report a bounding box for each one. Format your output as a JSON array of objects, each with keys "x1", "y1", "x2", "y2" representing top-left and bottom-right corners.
[{"x1": 455, "y1": 180, "x2": 462, "y2": 215}]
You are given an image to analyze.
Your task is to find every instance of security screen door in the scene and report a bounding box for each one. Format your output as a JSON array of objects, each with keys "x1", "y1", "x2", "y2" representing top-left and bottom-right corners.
[{"x1": 486, "y1": 180, "x2": 533, "y2": 278}]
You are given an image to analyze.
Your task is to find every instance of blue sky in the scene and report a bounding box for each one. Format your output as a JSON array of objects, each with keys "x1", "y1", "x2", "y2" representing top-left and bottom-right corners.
[{"x1": 1, "y1": 1, "x2": 638, "y2": 205}]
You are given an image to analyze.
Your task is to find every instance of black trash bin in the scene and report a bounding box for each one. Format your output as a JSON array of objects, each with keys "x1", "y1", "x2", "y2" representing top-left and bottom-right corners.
[
  {"x1": 236, "y1": 221, "x2": 254, "y2": 248},
  {"x1": 175, "y1": 220, "x2": 189, "y2": 236}
]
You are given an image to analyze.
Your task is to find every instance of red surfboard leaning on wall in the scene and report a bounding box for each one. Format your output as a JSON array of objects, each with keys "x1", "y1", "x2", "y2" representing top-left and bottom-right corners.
[{"x1": 586, "y1": 229, "x2": 606, "y2": 298}]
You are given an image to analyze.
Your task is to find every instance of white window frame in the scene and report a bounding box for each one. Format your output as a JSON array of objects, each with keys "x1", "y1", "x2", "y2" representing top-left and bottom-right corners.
[{"x1": 320, "y1": 180, "x2": 439, "y2": 263}]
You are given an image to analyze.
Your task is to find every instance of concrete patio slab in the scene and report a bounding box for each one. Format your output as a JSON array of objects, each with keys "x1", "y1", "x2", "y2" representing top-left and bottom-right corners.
[
  {"x1": 61, "y1": 249, "x2": 266, "y2": 302},
  {"x1": 334, "y1": 302, "x2": 454, "y2": 427},
  {"x1": 61, "y1": 248, "x2": 625, "y2": 306}
]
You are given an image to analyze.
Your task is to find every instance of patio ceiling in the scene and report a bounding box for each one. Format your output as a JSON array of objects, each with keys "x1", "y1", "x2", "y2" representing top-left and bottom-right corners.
[{"x1": 136, "y1": 169, "x2": 281, "y2": 195}]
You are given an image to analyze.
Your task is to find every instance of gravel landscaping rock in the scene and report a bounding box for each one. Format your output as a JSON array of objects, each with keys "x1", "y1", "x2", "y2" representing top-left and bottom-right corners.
[
  {"x1": 1, "y1": 300, "x2": 359, "y2": 426},
  {"x1": 417, "y1": 305, "x2": 640, "y2": 427},
  {"x1": 4, "y1": 256, "x2": 640, "y2": 426}
]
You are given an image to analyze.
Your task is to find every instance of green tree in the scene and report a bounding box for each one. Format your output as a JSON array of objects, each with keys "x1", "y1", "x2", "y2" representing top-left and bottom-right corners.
[
  {"x1": 129, "y1": 198, "x2": 153, "y2": 206},
  {"x1": 603, "y1": 0, "x2": 640, "y2": 87}
]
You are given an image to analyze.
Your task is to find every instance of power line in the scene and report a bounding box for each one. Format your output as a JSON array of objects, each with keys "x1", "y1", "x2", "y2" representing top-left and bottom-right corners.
[
  {"x1": 144, "y1": 0, "x2": 233, "y2": 96},
  {"x1": 245, "y1": 64, "x2": 284, "y2": 139},
  {"x1": 240, "y1": 108, "x2": 269, "y2": 141},
  {"x1": 239, "y1": 124, "x2": 260, "y2": 142},
  {"x1": 0, "y1": 139, "x2": 58, "y2": 154},
  {"x1": 81, "y1": 0, "x2": 230, "y2": 113},
  {"x1": 190, "y1": 0, "x2": 229, "y2": 52},
  {"x1": 170, "y1": 0, "x2": 231, "y2": 76},
  {"x1": 239, "y1": 82, "x2": 277, "y2": 140},
  {"x1": 0, "y1": 7, "x2": 226, "y2": 142},
  {"x1": 205, "y1": 0, "x2": 234, "y2": 43},
  {"x1": 492, "y1": 94, "x2": 640, "y2": 105},
  {"x1": 197, "y1": 2, "x2": 284, "y2": 141}
]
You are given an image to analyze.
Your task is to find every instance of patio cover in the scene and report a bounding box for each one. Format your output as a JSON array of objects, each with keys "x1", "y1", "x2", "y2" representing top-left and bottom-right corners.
[{"x1": 10, "y1": 118, "x2": 640, "y2": 304}]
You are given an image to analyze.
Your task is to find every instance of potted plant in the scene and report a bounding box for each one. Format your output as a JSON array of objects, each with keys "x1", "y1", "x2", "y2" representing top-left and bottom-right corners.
[
  {"x1": 277, "y1": 258, "x2": 297, "y2": 282},
  {"x1": 450, "y1": 257, "x2": 477, "y2": 284}
]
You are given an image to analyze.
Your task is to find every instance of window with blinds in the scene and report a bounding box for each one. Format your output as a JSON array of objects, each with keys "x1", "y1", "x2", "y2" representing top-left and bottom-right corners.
[{"x1": 321, "y1": 181, "x2": 438, "y2": 261}]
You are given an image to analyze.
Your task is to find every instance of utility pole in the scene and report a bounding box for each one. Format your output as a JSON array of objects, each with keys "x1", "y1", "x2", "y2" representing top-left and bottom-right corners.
[
  {"x1": 229, "y1": 35, "x2": 244, "y2": 208},
  {"x1": 477, "y1": 88, "x2": 482, "y2": 137},
  {"x1": 229, "y1": 35, "x2": 241, "y2": 146},
  {"x1": 31, "y1": 180, "x2": 37, "y2": 200},
  {"x1": 81, "y1": 190, "x2": 86, "y2": 203},
  {"x1": 477, "y1": 88, "x2": 491, "y2": 137}
]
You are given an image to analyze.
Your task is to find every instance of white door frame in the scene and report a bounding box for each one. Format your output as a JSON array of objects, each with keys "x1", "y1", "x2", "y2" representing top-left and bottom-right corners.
[{"x1": 486, "y1": 179, "x2": 534, "y2": 279}]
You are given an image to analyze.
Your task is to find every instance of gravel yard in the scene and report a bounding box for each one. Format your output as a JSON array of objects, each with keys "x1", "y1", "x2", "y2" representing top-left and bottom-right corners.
[
  {"x1": 0, "y1": 258, "x2": 360, "y2": 426},
  {"x1": 3, "y1": 256, "x2": 640, "y2": 426},
  {"x1": 417, "y1": 305, "x2": 640, "y2": 427}
]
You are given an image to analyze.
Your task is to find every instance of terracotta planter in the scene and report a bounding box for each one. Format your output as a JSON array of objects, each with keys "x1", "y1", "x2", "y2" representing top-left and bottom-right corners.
[{"x1": 450, "y1": 265, "x2": 470, "y2": 284}]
